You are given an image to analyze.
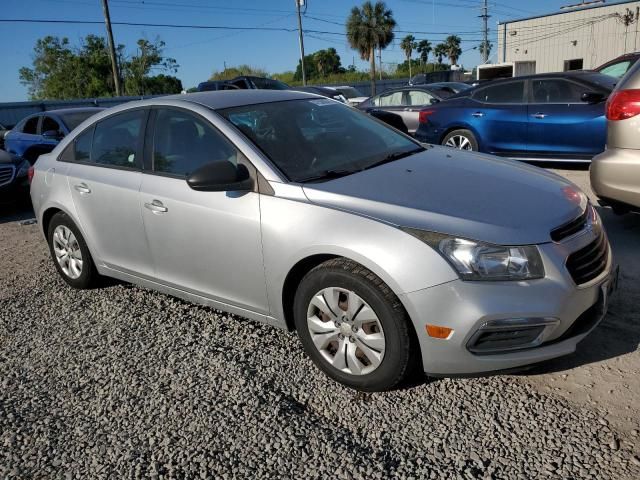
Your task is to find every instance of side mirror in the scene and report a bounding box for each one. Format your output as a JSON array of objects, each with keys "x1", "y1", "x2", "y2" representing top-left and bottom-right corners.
[
  {"x1": 42, "y1": 130, "x2": 63, "y2": 139},
  {"x1": 581, "y1": 92, "x2": 605, "y2": 103},
  {"x1": 187, "y1": 161, "x2": 253, "y2": 192},
  {"x1": 430, "y1": 98, "x2": 441, "y2": 104}
]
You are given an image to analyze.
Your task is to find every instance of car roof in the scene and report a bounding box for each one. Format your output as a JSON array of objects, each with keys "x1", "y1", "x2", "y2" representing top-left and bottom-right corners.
[
  {"x1": 166, "y1": 90, "x2": 316, "y2": 110},
  {"x1": 475, "y1": 70, "x2": 607, "y2": 83},
  {"x1": 37, "y1": 107, "x2": 104, "y2": 116}
]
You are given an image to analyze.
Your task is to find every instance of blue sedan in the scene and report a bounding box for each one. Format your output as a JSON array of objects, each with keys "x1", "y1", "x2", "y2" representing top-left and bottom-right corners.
[
  {"x1": 415, "y1": 71, "x2": 617, "y2": 161},
  {"x1": 4, "y1": 108, "x2": 102, "y2": 163}
]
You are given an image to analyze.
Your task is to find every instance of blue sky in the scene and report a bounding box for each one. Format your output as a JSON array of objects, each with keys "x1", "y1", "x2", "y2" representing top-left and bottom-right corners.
[{"x1": 0, "y1": 0, "x2": 596, "y2": 101}]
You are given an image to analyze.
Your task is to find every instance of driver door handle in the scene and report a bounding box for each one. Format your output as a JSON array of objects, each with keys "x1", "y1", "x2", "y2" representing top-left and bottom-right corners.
[
  {"x1": 471, "y1": 112, "x2": 485, "y2": 118},
  {"x1": 74, "y1": 183, "x2": 91, "y2": 194},
  {"x1": 144, "y1": 200, "x2": 168, "y2": 214},
  {"x1": 532, "y1": 112, "x2": 547, "y2": 119}
]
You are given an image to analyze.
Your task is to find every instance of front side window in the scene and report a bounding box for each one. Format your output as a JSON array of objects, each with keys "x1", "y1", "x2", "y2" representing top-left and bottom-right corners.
[
  {"x1": 531, "y1": 79, "x2": 586, "y2": 103},
  {"x1": 41, "y1": 116, "x2": 61, "y2": 135},
  {"x1": 407, "y1": 90, "x2": 434, "y2": 106},
  {"x1": 153, "y1": 109, "x2": 238, "y2": 177},
  {"x1": 91, "y1": 110, "x2": 145, "y2": 168},
  {"x1": 219, "y1": 99, "x2": 421, "y2": 183},
  {"x1": 474, "y1": 81, "x2": 525, "y2": 104},
  {"x1": 374, "y1": 91, "x2": 405, "y2": 107},
  {"x1": 22, "y1": 117, "x2": 39, "y2": 135}
]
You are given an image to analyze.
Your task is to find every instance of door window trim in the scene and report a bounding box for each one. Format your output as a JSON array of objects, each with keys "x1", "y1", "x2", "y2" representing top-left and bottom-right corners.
[{"x1": 56, "y1": 107, "x2": 149, "y2": 172}]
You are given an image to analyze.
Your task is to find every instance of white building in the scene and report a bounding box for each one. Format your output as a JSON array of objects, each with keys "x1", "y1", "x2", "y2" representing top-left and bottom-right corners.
[{"x1": 497, "y1": 0, "x2": 640, "y2": 74}]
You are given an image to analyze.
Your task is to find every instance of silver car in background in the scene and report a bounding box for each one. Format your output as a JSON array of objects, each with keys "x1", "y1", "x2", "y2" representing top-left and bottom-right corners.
[
  {"x1": 591, "y1": 59, "x2": 640, "y2": 213},
  {"x1": 30, "y1": 90, "x2": 616, "y2": 391}
]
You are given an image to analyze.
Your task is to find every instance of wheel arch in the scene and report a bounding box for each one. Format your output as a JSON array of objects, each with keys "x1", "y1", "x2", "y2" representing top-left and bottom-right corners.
[{"x1": 439, "y1": 124, "x2": 482, "y2": 149}]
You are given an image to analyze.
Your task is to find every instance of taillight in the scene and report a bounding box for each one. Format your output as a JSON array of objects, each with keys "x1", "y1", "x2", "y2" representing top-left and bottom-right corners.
[
  {"x1": 606, "y1": 89, "x2": 640, "y2": 120},
  {"x1": 28, "y1": 166, "x2": 35, "y2": 184},
  {"x1": 418, "y1": 110, "x2": 435, "y2": 123}
]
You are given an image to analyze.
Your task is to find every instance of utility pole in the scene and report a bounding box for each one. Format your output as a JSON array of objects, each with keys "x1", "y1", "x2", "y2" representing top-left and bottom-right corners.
[
  {"x1": 378, "y1": 46, "x2": 383, "y2": 80},
  {"x1": 295, "y1": 0, "x2": 307, "y2": 85},
  {"x1": 480, "y1": 0, "x2": 490, "y2": 64},
  {"x1": 635, "y1": 6, "x2": 639, "y2": 52},
  {"x1": 100, "y1": 0, "x2": 121, "y2": 97}
]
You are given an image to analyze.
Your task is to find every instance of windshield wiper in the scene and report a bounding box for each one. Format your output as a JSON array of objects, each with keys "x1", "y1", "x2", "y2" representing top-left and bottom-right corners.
[
  {"x1": 297, "y1": 169, "x2": 357, "y2": 183},
  {"x1": 363, "y1": 146, "x2": 425, "y2": 171}
]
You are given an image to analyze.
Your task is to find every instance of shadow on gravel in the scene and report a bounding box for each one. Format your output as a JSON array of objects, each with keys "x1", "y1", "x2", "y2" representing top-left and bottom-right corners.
[
  {"x1": 0, "y1": 199, "x2": 34, "y2": 224},
  {"x1": 521, "y1": 208, "x2": 640, "y2": 376}
]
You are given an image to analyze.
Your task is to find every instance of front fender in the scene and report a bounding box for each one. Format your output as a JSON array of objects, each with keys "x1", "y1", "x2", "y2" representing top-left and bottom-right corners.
[{"x1": 259, "y1": 190, "x2": 458, "y2": 322}]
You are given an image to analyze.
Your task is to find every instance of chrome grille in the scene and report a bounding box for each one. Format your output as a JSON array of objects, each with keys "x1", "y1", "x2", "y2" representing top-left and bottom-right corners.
[
  {"x1": 550, "y1": 208, "x2": 588, "y2": 242},
  {"x1": 0, "y1": 165, "x2": 15, "y2": 187},
  {"x1": 566, "y1": 231, "x2": 608, "y2": 285}
]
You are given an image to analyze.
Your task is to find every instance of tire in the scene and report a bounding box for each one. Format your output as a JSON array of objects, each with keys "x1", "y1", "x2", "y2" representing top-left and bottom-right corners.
[
  {"x1": 293, "y1": 258, "x2": 419, "y2": 391},
  {"x1": 47, "y1": 211, "x2": 98, "y2": 289},
  {"x1": 442, "y1": 129, "x2": 478, "y2": 151}
]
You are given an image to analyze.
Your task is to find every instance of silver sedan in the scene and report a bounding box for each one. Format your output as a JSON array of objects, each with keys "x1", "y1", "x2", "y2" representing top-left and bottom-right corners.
[{"x1": 30, "y1": 90, "x2": 616, "y2": 391}]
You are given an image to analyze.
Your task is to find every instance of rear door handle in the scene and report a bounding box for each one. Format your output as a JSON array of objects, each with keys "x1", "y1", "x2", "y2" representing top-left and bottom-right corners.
[
  {"x1": 73, "y1": 183, "x2": 91, "y2": 194},
  {"x1": 403, "y1": 107, "x2": 415, "y2": 112},
  {"x1": 144, "y1": 200, "x2": 168, "y2": 214},
  {"x1": 532, "y1": 113, "x2": 547, "y2": 119},
  {"x1": 471, "y1": 112, "x2": 485, "y2": 118}
]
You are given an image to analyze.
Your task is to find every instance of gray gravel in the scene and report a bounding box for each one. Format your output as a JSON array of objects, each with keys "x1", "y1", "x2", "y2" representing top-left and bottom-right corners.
[{"x1": 1, "y1": 211, "x2": 639, "y2": 479}]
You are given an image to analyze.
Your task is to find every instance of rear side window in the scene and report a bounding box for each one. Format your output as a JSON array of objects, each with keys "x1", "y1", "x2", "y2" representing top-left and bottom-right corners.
[
  {"x1": 42, "y1": 116, "x2": 61, "y2": 134},
  {"x1": 531, "y1": 79, "x2": 586, "y2": 103},
  {"x1": 474, "y1": 81, "x2": 525, "y2": 104},
  {"x1": 58, "y1": 126, "x2": 93, "y2": 163},
  {"x1": 92, "y1": 110, "x2": 146, "y2": 168},
  {"x1": 407, "y1": 90, "x2": 434, "y2": 106},
  {"x1": 22, "y1": 117, "x2": 39, "y2": 135},
  {"x1": 153, "y1": 108, "x2": 238, "y2": 177}
]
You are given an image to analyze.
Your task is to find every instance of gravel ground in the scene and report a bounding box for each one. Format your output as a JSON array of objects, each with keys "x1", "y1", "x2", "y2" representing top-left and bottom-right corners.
[{"x1": 1, "y1": 168, "x2": 639, "y2": 479}]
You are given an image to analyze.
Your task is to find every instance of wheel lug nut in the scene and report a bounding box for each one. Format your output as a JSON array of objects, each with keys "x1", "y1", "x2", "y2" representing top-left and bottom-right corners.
[
  {"x1": 338, "y1": 333, "x2": 344, "y2": 340},
  {"x1": 334, "y1": 321, "x2": 341, "y2": 328},
  {"x1": 349, "y1": 337, "x2": 356, "y2": 343},
  {"x1": 351, "y1": 325, "x2": 358, "y2": 332}
]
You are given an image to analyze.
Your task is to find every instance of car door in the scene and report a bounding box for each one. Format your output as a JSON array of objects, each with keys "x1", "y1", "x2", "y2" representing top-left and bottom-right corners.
[
  {"x1": 368, "y1": 89, "x2": 409, "y2": 130},
  {"x1": 65, "y1": 108, "x2": 154, "y2": 277},
  {"x1": 403, "y1": 89, "x2": 436, "y2": 134},
  {"x1": 139, "y1": 107, "x2": 268, "y2": 314},
  {"x1": 6, "y1": 115, "x2": 40, "y2": 157},
  {"x1": 527, "y1": 78, "x2": 606, "y2": 159},
  {"x1": 40, "y1": 115, "x2": 64, "y2": 150}
]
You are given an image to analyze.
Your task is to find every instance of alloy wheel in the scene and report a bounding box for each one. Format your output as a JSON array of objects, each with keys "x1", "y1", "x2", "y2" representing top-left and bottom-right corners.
[
  {"x1": 306, "y1": 287, "x2": 386, "y2": 376},
  {"x1": 52, "y1": 225, "x2": 83, "y2": 279},
  {"x1": 445, "y1": 135, "x2": 474, "y2": 150}
]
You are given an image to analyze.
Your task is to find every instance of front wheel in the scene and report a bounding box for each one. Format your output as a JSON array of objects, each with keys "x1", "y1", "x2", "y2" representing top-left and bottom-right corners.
[
  {"x1": 442, "y1": 129, "x2": 478, "y2": 151},
  {"x1": 293, "y1": 258, "x2": 418, "y2": 391}
]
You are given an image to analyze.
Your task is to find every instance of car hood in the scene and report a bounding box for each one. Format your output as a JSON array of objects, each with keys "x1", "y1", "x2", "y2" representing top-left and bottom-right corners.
[
  {"x1": 0, "y1": 149, "x2": 22, "y2": 166},
  {"x1": 302, "y1": 147, "x2": 586, "y2": 245}
]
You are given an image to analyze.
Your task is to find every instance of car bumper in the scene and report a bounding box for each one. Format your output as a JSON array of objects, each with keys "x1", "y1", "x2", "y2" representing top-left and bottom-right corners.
[
  {"x1": 401, "y1": 237, "x2": 617, "y2": 375},
  {"x1": 0, "y1": 175, "x2": 29, "y2": 201},
  {"x1": 590, "y1": 147, "x2": 640, "y2": 210}
]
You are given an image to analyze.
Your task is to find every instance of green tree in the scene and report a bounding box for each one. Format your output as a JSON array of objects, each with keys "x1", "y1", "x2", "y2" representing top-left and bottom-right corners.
[
  {"x1": 416, "y1": 39, "x2": 432, "y2": 72},
  {"x1": 294, "y1": 48, "x2": 343, "y2": 81},
  {"x1": 143, "y1": 74, "x2": 183, "y2": 95},
  {"x1": 442, "y1": 35, "x2": 462, "y2": 67},
  {"x1": 346, "y1": 1, "x2": 396, "y2": 95},
  {"x1": 433, "y1": 43, "x2": 447, "y2": 65},
  {"x1": 400, "y1": 35, "x2": 417, "y2": 79},
  {"x1": 20, "y1": 34, "x2": 179, "y2": 100},
  {"x1": 209, "y1": 65, "x2": 269, "y2": 81}
]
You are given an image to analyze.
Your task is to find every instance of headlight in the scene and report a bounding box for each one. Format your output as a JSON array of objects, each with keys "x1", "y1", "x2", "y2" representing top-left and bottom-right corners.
[
  {"x1": 16, "y1": 160, "x2": 30, "y2": 177},
  {"x1": 402, "y1": 228, "x2": 544, "y2": 281}
]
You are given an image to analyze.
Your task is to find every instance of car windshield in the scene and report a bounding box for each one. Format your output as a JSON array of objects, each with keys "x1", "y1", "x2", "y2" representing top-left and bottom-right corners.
[
  {"x1": 60, "y1": 110, "x2": 102, "y2": 131},
  {"x1": 337, "y1": 87, "x2": 364, "y2": 99},
  {"x1": 252, "y1": 78, "x2": 290, "y2": 90},
  {"x1": 579, "y1": 73, "x2": 617, "y2": 91},
  {"x1": 219, "y1": 99, "x2": 423, "y2": 182}
]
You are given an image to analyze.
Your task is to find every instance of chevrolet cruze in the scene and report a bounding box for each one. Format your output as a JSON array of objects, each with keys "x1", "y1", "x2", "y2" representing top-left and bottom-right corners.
[{"x1": 30, "y1": 90, "x2": 617, "y2": 391}]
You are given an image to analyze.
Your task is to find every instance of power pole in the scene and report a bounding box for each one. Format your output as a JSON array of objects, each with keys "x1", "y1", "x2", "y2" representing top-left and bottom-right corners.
[
  {"x1": 295, "y1": 0, "x2": 307, "y2": 85},
  {"x1": 378, "y1": 46, "x2": 383, "y2": 80},
  {"x1": 100, "y1": 0, "x2": 122, "y2": 97},
  {"x1": 480, "y1": 0, "x2": 490, "y2": 64},
  {"x1": 635, "y1": 6, "x2": 639, "y2": 52}
]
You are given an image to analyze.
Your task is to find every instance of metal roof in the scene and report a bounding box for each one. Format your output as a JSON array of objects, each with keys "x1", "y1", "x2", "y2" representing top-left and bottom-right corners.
[
  {"x1": 498, "y1": 0, "x2": 639, "y2": 25},
  {"x1": 165, "y1": 89, "x2": 316, "y2": 110}
]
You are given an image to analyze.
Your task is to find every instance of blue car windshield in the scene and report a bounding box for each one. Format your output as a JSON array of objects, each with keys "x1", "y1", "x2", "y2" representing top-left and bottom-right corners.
[
  {"x1": 219, "y1": 99, "x2": 422, "y2": 182},
  {"x1": 60, "y1": 111, "x2": 101, "y2": 132}
]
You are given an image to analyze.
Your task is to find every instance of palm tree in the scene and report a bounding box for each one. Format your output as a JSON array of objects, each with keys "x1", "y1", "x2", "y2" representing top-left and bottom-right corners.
[
  {"x1": 416, "y1": 39, "x2": 432, "y2": 72},
  {"x1": 478, "y1": 40, "x2": 492, "y2": 63},
  {"x1": 434, "y1": 43, "x2": 446, "y2": 65},
  {"x1": 346, "y1": 1, "x2": 396, "y2": 95},
  {"x1": 400, "y1": 35, "x2": 417, "y2": 79},
  {"x1": 443, "y1": 35, "x2": 462, "y2": 67}
]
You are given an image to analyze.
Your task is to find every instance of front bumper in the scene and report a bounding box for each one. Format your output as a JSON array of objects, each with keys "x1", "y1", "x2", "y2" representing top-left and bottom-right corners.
[
  {"x1": 401, "y1": 234, "x2": 617, "y2": 375},
  {"x1": 0, "y1": 175, "x2": 29, "y2": 201}
]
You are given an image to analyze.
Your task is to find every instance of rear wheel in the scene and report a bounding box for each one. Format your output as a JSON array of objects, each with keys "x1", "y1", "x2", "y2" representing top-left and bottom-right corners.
[
  {"x1": 47, "y1": 212, "x2": 98, "y2": 289},
  {"x1": 293, "y1": 258, "x2": 418, "y2": 391},
  {"x1": 442, "y1": 129, "x2": 478, "y2": 151}
]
